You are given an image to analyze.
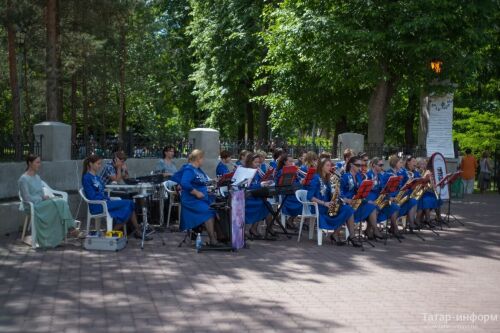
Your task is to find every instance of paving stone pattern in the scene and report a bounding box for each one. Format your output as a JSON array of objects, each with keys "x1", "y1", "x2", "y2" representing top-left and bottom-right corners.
[{"x1": 1, "y1": 194, "x2": 499, "y2": 332}]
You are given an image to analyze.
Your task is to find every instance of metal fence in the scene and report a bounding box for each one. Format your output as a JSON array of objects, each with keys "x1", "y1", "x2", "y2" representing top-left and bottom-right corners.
[
  {"x1": 71, "y1": 137, "x2": 193, "y2": 160},
  {"x1": 0, "y1": 135, "x2": 43, "y2": 161},
  {"x1": 220, "y1": 140, "x2": 427, "y2": 160}
]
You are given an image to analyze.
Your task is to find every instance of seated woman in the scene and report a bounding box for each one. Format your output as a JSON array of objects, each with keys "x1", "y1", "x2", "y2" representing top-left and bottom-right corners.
[
  {"x1": 307, "y1": 158, "x2": 360, "y2": 247},
  {"x1": 175, "y1": 149, "x2": 219, "y2": 246},
  {"x1": 385, "y1": 155, "x2": 419, "y2": 231},
  {"x1": 154, "y1": 145, "x2": 178, "y2": 177},
  {"x1": 274, "y1": 154, "x2": 303, "y2": 228},
  {"x1": 244, "y1": 153, "x2": 273, "y2": 239},
  {"x1": 340, "y1": 156, "x2": 385, "y2": 240},
  {"x1": 216, "y1": 150, "x2": 232, "y2": 178},
  {"x1": 82, "y1": 154, "x2": 151, "y2": 240},
  {"x1": 18, "y1": 154, "x2": 80, "y2": 248},
  {"x1": 367, "y1": 157, "x2": 403, "y2": 239},
  {"x1": 298, "y1": 151, "x2": 318, "y2": 188},
  {"x1": 235, "y1": 150, "x2": 249, "y2": 167},
  {"x1": 417, "y1": 160, "x2": 443, "y2": 225}
]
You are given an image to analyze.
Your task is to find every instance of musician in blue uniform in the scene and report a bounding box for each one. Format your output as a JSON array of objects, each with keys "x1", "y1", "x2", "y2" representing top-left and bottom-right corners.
[
  {"x1": 385, "y1": 155, "x2": 419, "y2": 231},
  {"x1": 336, "y1": 148, "x2": 354, "y2": 175},
  {"x1": 176, "y1": 149, "x2": 219, "y2": 246},
  {"x1": 257, "y1": 150, "x2": 270, "y2": 173},
  {"x1": 81, "y1": 154, "x2": 151, "y2": 240},
  {"x1": 417, "y1": 159, "x2": 443, "y2": 225},
  {"x1": 368, "y1": 157, "x2": 404, "y2": 239},
  {"x1": 269, "y1": 149, "x2": 283, "y2": 169},
  {"x1": 235, "y1": 150, "x2": 249, "y2": 167},
  {"x1": 244, "y1": 153, "x2": 272, "y2": 238},
  {"x1": 216, "y1": 150, "x2": 232, "y2": 178},
  {"x1": 307, "y1": 158, "x2": 361, "y2": 247},
  {"x1": 274, "y1": 154, "x2": 303, "y2": 225},
  {"x1": 340, "y1": 156, "x2": 385, "y2": 239}
]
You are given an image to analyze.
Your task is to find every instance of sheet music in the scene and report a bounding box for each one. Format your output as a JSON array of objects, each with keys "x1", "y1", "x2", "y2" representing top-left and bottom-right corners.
[{"x1": 231, "y1": 167, "x2": 257, "y2": 188}]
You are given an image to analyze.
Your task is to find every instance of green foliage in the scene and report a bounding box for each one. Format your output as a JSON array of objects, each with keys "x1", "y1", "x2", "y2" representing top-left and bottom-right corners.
[
  {"x1": 0, "y1": 0, "x2": 498, "y2": 153},
  {"x1": 454, "y1": 107, "x2": 500, "y2": 153}
]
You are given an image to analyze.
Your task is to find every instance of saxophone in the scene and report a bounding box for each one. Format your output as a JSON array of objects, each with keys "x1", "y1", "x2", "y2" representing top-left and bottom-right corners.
[
  {"x1": 395, "y1": 171, "x2": 413, "y2": 206},
  {"x1": 374, "y1": 193, "x2": 387, "y2": 209},
  {"x1": 328, "y1": 174, "x2": 341, "y2": 216}
]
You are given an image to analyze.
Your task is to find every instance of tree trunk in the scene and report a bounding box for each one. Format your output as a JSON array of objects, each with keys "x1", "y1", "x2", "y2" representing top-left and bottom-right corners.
[
  {"x1": 404, "y1": 90, "x2": 418, "y2": 149},
  {"x1": 367, "y1": 77, "x2": 396, "y2": 145},
  {"x1": 246, "y1": 102, "x2": 254, "y2": 142},
  {"x1": 118, "y1": 23, "x2": 127, "y2": 147},
  {"x1": 237, "y1": 118, "x2": 245, "y2": 142},
  {"x1": 82, "y1": 72, "x2": 89, "y2": 148},
  {"x1": 333, "y1": 115, "x2": 347, "y2": 158},
  {"x1": 22, "y1": 41, "x2": 31, "y2": 141},
  {"x1": 6, "y1": 0, "x2": 21, "y2": 159},
  {"x1": 258, "y1": 85, "x2": 269, "y2": 142},
  {"x1": 45, "y1": 0, "x2": 62, "y2": 121},
  {"x1": 70, "y1": 72, "x2": 77, "y2": 146}
]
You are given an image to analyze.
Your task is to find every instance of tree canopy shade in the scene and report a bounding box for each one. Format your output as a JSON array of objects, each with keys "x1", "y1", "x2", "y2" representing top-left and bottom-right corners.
[{"x1": 0, "y1": 0, "x2": 498, "y2": 157}]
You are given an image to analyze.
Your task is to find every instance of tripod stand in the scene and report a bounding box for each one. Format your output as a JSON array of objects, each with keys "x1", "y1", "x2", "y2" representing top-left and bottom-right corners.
[{"x1": 141, "y1": 206, "x2": 166, "y2": 250}]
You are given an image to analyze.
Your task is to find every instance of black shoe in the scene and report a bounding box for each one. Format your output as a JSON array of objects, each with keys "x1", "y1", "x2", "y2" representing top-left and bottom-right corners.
[
  {"x1": 330, "y1": 234, "x2": 347, "y2": 246},
  {"x1": 373, "y1": 233, "x2": 387, "y2": 240},
  {"x1": 347, "y1": 236, "x2": 362, "y2": 248},
  {"x1": 249, "y1": 230, "x2": 263, "y2": 240},
  {"x1": 363, "y1": 230, "x2": 375, "y2": 240}
]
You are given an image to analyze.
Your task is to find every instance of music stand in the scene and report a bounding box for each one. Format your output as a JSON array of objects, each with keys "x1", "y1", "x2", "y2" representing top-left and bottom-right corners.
[
  {"x1": 378, "y1": 176, "x2": 404, "y2": 243},
  {"x1": 265, "y1": 166, "x2": 300, "y2": 239},
  {"x1": 438, "y1": 171, "x2": 463, "y2": 227},
  {"x1": 302, "y1": 168, "x2": 316, "y2": 186},
  {"x1": 350, "y1": 180, "x2": 374, "y2": 251}
]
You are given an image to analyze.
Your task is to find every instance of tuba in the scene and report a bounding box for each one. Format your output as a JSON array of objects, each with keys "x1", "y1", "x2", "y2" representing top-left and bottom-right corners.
[{"x1": 327, "y1": 174, "x2": 342, "y2": 216}]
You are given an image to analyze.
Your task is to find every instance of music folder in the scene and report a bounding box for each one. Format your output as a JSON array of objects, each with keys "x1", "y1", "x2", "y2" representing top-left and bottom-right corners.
[
  {"x1": 260, "y1": 168, "x2": 275, "y2": 182},
  {"x1": 302, "y1": 167, "x2": 316, "y2": 185},
  {"x1": 278, "y1": 166, "x2": 297, "y2": 186},
  {"x1": 231, "y1": 167, "x2": 257, "y2": 188},
  {"x1": 353, "y1": 180, "x2": 374, "y2": 200},
  {"x1": 382, "y1": 176, "x2": 402, "y2": 194}
]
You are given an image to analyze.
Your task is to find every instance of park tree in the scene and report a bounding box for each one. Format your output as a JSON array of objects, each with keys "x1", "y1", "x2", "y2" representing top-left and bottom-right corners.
[
  {"x1": 260, "y1": 0, "x2": 495, "y2": 146},
  {"x1": 188, "y1": 0, "x2": 266, "y2": 141}
]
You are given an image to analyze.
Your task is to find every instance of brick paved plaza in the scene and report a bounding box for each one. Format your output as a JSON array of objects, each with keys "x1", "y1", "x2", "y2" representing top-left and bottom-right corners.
[{"x1": 1, "y1": 194, "x2": 499, "y2": 333}]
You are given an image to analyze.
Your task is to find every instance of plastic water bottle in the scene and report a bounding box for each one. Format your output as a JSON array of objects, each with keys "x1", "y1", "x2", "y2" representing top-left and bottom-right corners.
[{"x1": 195, "y1": 233, "x2": 202, "y2": 251}]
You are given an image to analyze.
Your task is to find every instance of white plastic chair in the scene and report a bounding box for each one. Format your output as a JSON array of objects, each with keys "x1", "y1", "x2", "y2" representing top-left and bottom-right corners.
[
  {"x1": 295, "y1": 189, "x2": 323, "y2": 245},
  {"x1": 163, "y1": 181, "x2": 181, "y2": 228},
  {"x1": 79, "y1": 188, "x2": 121, "y2": 234},
  {"x1": 19, "y1": 181, "x2": 69, "y2": 249}
]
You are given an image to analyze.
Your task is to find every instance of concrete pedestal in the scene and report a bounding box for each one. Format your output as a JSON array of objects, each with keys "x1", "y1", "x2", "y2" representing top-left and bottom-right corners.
[
  {"x1": 337, "y1": 133, "x2": 364, "y2": 157},
  {"x1": 33, "y1": 121, "x2": 71, "y2": 161},
  {"x1": 188, "y1": 128, "x2": 220, "y2": 160}
]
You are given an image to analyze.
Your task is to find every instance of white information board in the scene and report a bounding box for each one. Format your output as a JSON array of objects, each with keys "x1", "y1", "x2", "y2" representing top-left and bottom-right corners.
[{"x1": 426, "y1": 94, "x2": 455, "y2": 158}]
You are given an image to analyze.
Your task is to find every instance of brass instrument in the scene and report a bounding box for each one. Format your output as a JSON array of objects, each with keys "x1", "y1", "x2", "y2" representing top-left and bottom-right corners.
[
  {"x1": 395, "y1": 171, "x2": 413, "y2": 206},
  {"x1": 351, "y1": 198, "x2": 363, "y2": 210},
  {"x1": 327, "y1": 174, "x2": 342, "y2": 216},
  {"x1": 374, "y1": 193, "x2": 387, "y2": 209},
  {"x1": 410, "y1": 182, "x2": 426, "y2": 200}
]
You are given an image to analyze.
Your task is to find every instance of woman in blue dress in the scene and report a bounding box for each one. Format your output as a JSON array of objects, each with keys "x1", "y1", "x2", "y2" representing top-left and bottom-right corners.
[
  {"x1": 244, "y1": 153, "x2": 272, "y2": 239},
  {"x1": 216, "y1": 150, "x2": 232, "y2": 178},
  {"x1": 235, "y1": 150, "x2": 249, "y2": 167},
  {"x1": 274, "y1": 154, "x2": 303, "y2": 228},
  {"x1": 340, "y1": 156, "x2": 385, "y2": 240},
  {"x1": 367, "y1": 157, "x2": 404, "y2": 239},
  {"x1": 82, "y1": 154, "x2": 151, "y2": 240},
  {"x1": 417, "y1": 159, "x2": 443, "y2": 225},
  {"x1": 307, "y1": 158, "x2": 361, "y2": 247},
  {"x1": 175, "y1": 149, "x2": 219, "y2": 246},
  {"x1": 385, "y1": 155, "x2": 420, "y2": 231}
]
